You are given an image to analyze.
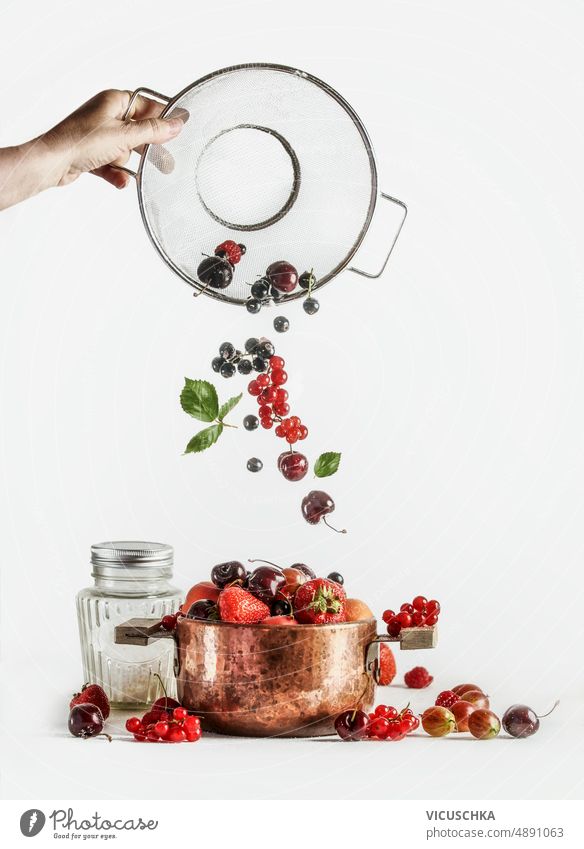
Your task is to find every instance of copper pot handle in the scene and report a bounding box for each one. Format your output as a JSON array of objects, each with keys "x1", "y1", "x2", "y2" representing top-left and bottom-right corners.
[
  {"x1": 114, "y1": 617, "x2": 174, "y2": 646},
  {"x1": 365, "y1": 627, "x2": 438, "y2": 684}
]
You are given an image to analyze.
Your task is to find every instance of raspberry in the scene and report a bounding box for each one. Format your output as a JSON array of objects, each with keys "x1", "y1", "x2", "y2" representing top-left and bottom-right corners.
[
  {"x1": 435, "y1": 690, "x2": 460, "y2": 709},
  {"x1": 215, "y1": 240, "x2": 243, "y2": 265},
  {"x1": 404, "y1": 666, "x2": 433, "y2": 689},
  {"x1": 377, "y1": 643, "x2": 396, "y2": 686}
]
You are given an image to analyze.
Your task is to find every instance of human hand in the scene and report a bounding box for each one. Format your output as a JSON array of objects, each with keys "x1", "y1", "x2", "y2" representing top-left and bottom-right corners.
[{"x1": 42, "y1": 89, "x2": 184, "y2": 189}]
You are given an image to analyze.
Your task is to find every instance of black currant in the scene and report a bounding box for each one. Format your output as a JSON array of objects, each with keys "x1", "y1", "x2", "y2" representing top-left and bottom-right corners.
[
  {"x1": 247, "y1": 457, "x2": 263, "y2": 472},
  {"x1": 303, "y1": 297, "x2": 320, "y2": 315},
  {"x1": 237, "y1": 359, "x2": 252, "y2": 375},
  {"x1": 246, "y1": 298, "x2": 262, "y2": 314},
  {"x1": 327, "y1": 571, "x2": 344, "y2": 586},
  {"x1": 243, "y1": 414, "x2": 259, "y2": 431},
  {"x1": 273, "y1": 315, "x2": 289, "y2": 333},
  {"x1": 299, "y1": 271, "x2": 316, "y2": 290},
  {"x1": 252, "y1": 356, "x2": 267, "y2": 372},
  {"x1": 251, "y1": 279, "x2": 269, "y2": 300},
  {"x1": 197, "y1": 256, "x2": 233, "y2": 289},
  {"x1": 245, "y1": 337, "x2": 259, "y2": 353},
  {"x1": 270, "y1": 285, "x2": 283, "y2": 302},
  {"x1": 238, "y1": 243, "x2": 247, "y2": 255},
  {"x1": 220, "y1": 362, "x2": 236, "y2": 378},
  {"x1": 211, "y1": 356, "x2": 223, "y2": 373},
  {"x1": 219, "y1": 342, "x2": 235, "y2": 360},
  {"x1": 258, "y1": 340, "x2": 275, "y2": 359}
]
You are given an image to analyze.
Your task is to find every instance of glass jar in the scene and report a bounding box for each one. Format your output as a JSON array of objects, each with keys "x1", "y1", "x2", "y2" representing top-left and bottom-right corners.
[{"x1": 76, "y1": 541, "x2": 183, "y2": 708}]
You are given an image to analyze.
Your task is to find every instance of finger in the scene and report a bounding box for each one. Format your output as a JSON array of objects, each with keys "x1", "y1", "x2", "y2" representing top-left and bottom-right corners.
[
  {"x1": 91, "y1": 165, "x2": 130, "y2": 189},
  {"x1": 122, "y1": 116, "x2": 184, "y2": 148}
]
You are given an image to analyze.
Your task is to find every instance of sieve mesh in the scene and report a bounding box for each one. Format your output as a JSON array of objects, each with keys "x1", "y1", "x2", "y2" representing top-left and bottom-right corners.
[{"x1": 137, "y1": 64, "x2": 377, "y2": 304}]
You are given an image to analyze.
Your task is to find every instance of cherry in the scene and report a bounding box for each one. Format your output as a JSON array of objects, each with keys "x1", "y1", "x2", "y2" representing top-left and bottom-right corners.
[
  {"x1": 186, "y1": 599, "x2": 217, "y2": 620},
  {"x1": 271, "y1": 598, "x2": 292, "y2": 616},
  {"x1": 246, "y1": 565, "x2": 286, "y2": 604},
  {"x1": 301, "y1": 490, "x2": 346, "y2": 533},
  {"x1": 502, "y1": 701, "x2": 559, "y2": 738},
  {"x1": 152, "y1": 696, "x2": 181, "y2": 712},
  {"x1": 266, "y1": 261, "x2": 298, "y2": 293},
  {"x1": 197, "y1": 255, "x2": 233, "y2": 289},
  {"x1": 334, "y1": 709, "x2": 369, "y2": 741},
  {"x1": 68, "y1": 704, "x2": 110, "y2": 740},
  {"x1": 278, "y1": 451, "x2": 309, "y2": 482},
  {"x1": 211, "y1": 561, "x2": 247, "y2": 588},
  {"x1": 291, "y1": 562, "x2": 316, "y2": 579}
]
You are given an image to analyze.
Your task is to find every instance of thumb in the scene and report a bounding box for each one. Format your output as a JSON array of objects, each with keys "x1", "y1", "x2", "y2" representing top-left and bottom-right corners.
[{"x1": 123, "y1": 116, "x2": 183, "y2": 148}]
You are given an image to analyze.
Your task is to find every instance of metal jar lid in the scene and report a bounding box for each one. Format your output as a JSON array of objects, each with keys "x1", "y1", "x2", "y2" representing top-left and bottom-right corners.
[{"x1": 91, "y1": 541, "x2": 174, "y2": 579}]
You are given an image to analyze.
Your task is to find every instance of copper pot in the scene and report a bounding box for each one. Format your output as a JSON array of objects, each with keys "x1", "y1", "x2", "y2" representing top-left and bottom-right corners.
[{"x1": 115, "y1": 617, "x2": 436, "y2": 737}]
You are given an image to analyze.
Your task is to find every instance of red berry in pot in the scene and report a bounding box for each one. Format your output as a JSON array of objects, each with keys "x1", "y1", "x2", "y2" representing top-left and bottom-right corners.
[
  {"x1": 293, "y1": 578, "x2": 346, "y2": 624},
  {"x1": 246, "y1": 565, "x2": 287, "y2": 604},
  {"x1": 334, "y1": 709, "x2": 369, "y2": 741},
  {"x1": 291, "y1": 562, "x2": 316, "y2": 579}
]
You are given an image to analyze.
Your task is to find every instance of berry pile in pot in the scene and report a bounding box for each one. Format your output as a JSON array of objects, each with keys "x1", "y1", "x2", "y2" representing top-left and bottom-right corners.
[{"x1": 176, "y1": 560, "x2": 374, "y2": 626}]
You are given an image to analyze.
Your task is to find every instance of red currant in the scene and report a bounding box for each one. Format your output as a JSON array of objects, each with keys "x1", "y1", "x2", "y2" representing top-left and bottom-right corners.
[
  {"x1": 269, "y1": 356, "x2": 285, "y2": 369},
  {"x1": 396, "y1": 611, "x2": 412, "y2": 628},
  {"x1": 261, "y1": 387, "x2": 278, "y2": 404},
  {"x1": 298, "y1": 425, "x2": 308, "y2": 440},
  {"x1": 286, "y1": 433, "x2": 298, "y2": 444},
  {"x1": 257, "y1": 374, "x2": 270, "y2": 388},
  {"x1": 412, "y1": 595, "x2": 428, "y2": 611},
  {"x1": 369, "y1": 717, "x2": 391, "y2": 739},
  {"x1": 167, "y1": 726, "x2": 187, "y2": 743},
  {"x1": 258, "y1": 404, "x2": 272, "y2": 417},
  {"x1": 274, "y1": 402, "x2": 290, "y2": 416},
  {"x1": 261, "y1": 418, "x2": 273, "y2": 429},
  {"x1": 173, "y1": 707, "x2": 188, "y2": 721},
  {"x1": 386, "y1": 722, "x2": 407, "y2": 741},
  {"x1": 425, "y1": 612, "x2": 439, "y2": 626},
  {"x1": 400, "y1": 603, "x2": 414, "y2": 614},
  {"x1": 427, "y1": 599, "x2": 440, "y2": 614},
  {"x1": 154, "y1": 721, "x2": 169, "y2": 738},
  {"x1": 125, "y1": 717, "x2": 142, "y2": 734},
  {"x1": 161, "y1": 614, "x2": 177, "y2": 631},
  {"x1": 248, "y1": 380, "x2": 261, "y2": 396},
  {"x1": 275, "y1": 425, "x2": 286, "y2": 437},
  {"x1": 387, "y1": 618, "x2": 401, "y2": 637},
  {"x1": 382, "y1": 609, "x2": 395, "y2": 624},
  {"x1": 185, "y1": 726, "x2": 202, "y2": 742},
  {"x1": 184, "y1": 715, "x2": 200, "y2": 731},
  {"x1": 271, "y1": 369, "x2": 287, "y2": 386},
  {"x1": 275, "y1": 388, "x2": 288, "y2": 403},
  {"x1": 289, "y1": 415, "x2": 300, "y2": 427}
]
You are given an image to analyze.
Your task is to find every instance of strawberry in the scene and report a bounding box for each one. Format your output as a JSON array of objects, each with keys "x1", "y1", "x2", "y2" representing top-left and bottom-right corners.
[
  {"x1": 70, "y1": 683, "x2": 110, "y2": 719},
  {"x1": 293, "y1": 578, "x2": 346, "y2": 624},
  {"x1": 217, "y1": 586, "x2": 270, "y2": 624},
  {"x1": 378, "y1": 643, "x2": 397, "y2": 685},
  {"x1": 263, "y1": 615, "x2": 299, "y2": 626}
]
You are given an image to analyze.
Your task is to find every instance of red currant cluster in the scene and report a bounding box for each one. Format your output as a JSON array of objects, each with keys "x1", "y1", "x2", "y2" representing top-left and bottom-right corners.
[
  {"x1": 248, "y1": 355, "x2": 308, "y2": 444},
  {"x1": 125, "y1": 705, "x2": 201, "y2": 744},
  {"x1": 382, "y1": 595, "x2": 441, "y2": 637},
  {"x1": 367, "y1": 704, "x2": 420, "y2": 741},
  {"x1": 160, "y1": 612, "x2": 183, "y2": 631}
]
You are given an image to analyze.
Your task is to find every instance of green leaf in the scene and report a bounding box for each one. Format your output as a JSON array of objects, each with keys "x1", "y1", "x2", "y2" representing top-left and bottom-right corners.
[
  {"x1": 185, "y1": 423, "x2": 223, "y2": 454},
  {"x1": 314, "y1": 451, "x2": 341, "y2": 478},
  {"x1": 180, "y1": 379, "x2": 219, "y2": 422},
  {"x1": 218, "y1": 392, "x2": 242, "y2": 421}
]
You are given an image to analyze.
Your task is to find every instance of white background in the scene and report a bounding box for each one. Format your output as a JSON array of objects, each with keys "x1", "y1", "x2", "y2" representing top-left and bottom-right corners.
[{"x1": 1, "y1": 0, "x2": 583, "y2": 801}]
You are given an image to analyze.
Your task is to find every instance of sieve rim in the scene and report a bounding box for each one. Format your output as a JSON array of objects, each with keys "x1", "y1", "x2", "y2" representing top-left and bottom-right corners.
[{"x1": 135, "y1": 63, "x2": 378, "y2": 305}]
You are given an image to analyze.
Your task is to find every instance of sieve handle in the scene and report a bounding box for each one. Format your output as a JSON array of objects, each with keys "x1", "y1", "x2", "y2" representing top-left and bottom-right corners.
[
  {"x1": 114, "y1": 88, "x2": 172, "y2": 178},
  {"x1": 349, "y1": 193, "x2": 408, "y2": 279}
]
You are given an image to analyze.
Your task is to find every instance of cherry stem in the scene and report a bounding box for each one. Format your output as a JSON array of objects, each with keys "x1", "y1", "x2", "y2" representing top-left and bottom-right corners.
[
  {"x1": 153, "y1": 672, "x2": 169, "y2": 701},
  {"x1": 248, "y1": 558, "x2": 281, "y2": 569},
  {"x1": 323, "y1": 517, "x2": 347, "y2": 534},
  {"x1": 537, "y1": 700, "x2": 560, "y2": 719}
]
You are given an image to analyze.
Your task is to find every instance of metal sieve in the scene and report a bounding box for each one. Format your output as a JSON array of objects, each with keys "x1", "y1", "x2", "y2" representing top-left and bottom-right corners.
[{"x1": 120, "y1": 63, "x2": 407, "y2": 305}]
